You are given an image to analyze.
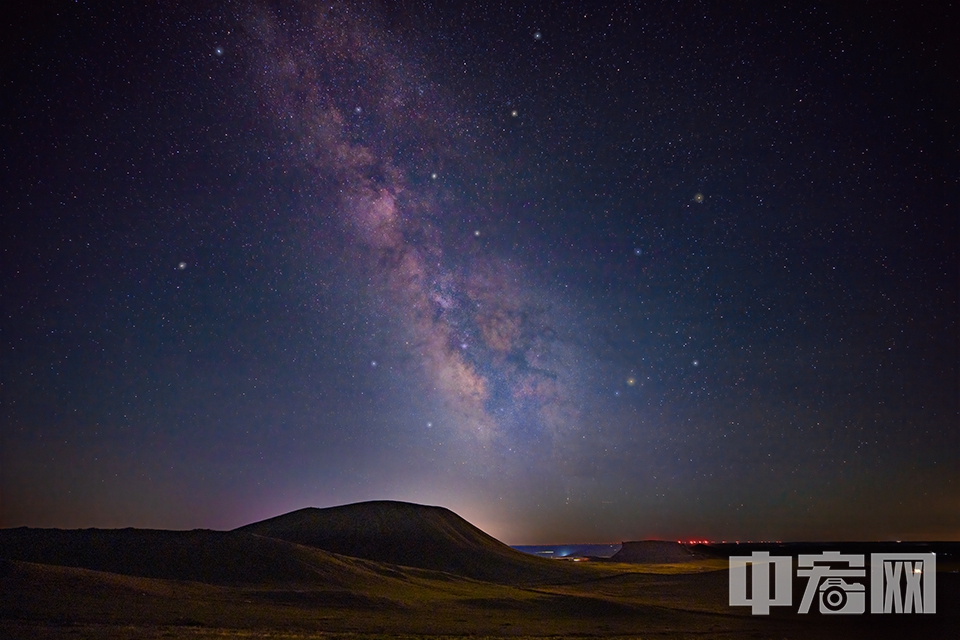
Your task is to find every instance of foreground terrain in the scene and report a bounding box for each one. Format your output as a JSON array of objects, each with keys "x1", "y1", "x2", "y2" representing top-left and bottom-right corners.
[{"x1": 2, "y1": 501, "x2": 958, "y2": 639}]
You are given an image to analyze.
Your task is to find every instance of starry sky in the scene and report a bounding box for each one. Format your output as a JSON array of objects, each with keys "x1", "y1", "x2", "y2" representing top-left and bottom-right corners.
[{"x1": 3, "y1": 0, "x2": 957, "y2": 543}]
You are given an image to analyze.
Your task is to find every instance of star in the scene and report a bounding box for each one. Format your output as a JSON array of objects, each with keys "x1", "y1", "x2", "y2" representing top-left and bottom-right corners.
[{"x1": 9, "y1": 0, "x2": 951, "y2": 549}]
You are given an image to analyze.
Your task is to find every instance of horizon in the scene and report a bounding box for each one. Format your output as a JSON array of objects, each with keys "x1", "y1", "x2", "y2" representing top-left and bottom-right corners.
[
  {"x1": 3, "y1": 1, "x2": 957, "y2": 543},
  {"x1": 3, "y1": 499, "x2": 958, "y2": 546}
]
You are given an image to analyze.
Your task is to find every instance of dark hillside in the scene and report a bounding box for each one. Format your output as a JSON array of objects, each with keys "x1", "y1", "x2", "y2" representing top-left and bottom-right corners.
[
  {"x1": 0, "y1": 527, "x2": 393, "y2": 587},
  {"x1": 237, "y1": 500, "x2": 572, "y2": 583}
]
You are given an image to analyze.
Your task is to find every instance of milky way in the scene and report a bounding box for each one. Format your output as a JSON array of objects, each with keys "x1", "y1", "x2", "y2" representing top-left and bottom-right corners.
[{"x1": 244, "y1": 3, "x2": 602, "y2": 484}]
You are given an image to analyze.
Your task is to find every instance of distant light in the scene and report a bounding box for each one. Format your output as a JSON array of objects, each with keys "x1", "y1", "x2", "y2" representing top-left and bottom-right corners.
[
  {"x1": 177, "y1": 262, "x2": 187, "y2": 270},
  {"x1": 215, "y1": 47, "x2": 223, "y2": 56}
]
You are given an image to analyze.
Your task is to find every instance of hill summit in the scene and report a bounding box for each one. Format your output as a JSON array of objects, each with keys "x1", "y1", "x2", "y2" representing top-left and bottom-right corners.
[{"x1": 237, "y1": 500, "x2": 564, "y2": 583}]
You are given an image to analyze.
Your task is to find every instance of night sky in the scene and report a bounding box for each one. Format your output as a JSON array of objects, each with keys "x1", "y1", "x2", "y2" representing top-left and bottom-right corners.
[{"x1": 3, "y1": 0, "x2": 957, "y2": 543}]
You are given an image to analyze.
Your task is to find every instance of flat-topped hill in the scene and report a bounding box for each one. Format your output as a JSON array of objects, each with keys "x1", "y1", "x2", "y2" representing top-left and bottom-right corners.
[
  {"x1": 611, "y1": 540, "x2": 709, "y2": 564},
  {"x1": 236, "y1": 500, "x2": 568, "y2": 583}
]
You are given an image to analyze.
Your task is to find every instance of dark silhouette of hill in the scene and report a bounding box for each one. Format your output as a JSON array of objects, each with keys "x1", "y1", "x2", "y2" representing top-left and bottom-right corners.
[
  {"x1": 236, "y1": 500, "x2": 570, "y2": 583},
  {"x1": 611, "y1": 540, "x2": 709, "y2": 564},
  {"x1": 0, "y1": 527, "x2": 411, "y2": 587}
]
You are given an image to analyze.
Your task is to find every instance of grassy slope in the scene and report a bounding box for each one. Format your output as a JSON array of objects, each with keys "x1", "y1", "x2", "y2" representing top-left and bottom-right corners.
[
  {"x1": 0, "y1": 556, "x2": 751, "y2": 637},
  {"x1": 11, "y1": 556, "x2": 952, "y2": 639}
]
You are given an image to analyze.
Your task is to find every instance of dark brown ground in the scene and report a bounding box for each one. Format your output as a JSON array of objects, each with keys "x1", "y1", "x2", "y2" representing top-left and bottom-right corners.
[{"x1": 2, "y1": 503, "x2": 957, "y2": 639}]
